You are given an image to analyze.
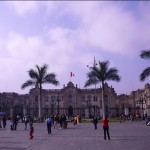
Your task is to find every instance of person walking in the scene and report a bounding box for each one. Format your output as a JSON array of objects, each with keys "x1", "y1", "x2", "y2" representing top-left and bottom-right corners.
[
  {"x1": 53, "y1": 115, "x2": 58, "y2": 129},
  {"x1": 13, "y1": 116, "x2": 18, "y2": 130},
  {"x1": 102, "y1": 115, "x2": 110, "y2": 140},
  {"x1": 2, "y1": 115, "x2": 7, "y2": 129},
  {"x1": 46, "y1": 116, "x2": 53, "y2": 134},
  {"x1": 10, "y1": 117, "x2": 14, "y2": 130},
  {"x1": 29, "y1": 123, "x2": 34, "y2": 140},
  {"x1": 93, "y1": 116, "x2": 98, "y2": 130},
  {"x1": 24, "y1": 116, "x2": 29, "y2": 130},
  {"x1": 77, "y1": 114, "x2": 80, "y2": 125},
  {"x1": 0, "y1": 116, "x2": 2, "y2": 128}
]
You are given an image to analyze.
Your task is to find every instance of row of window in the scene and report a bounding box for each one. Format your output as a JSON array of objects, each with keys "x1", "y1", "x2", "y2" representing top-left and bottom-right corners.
[
  {"x1": 34, "y1": 95, "x2": 98, "y2": 103},
  {"x1": 81, "y1": 95, "x2": 98, "y2": 102}
]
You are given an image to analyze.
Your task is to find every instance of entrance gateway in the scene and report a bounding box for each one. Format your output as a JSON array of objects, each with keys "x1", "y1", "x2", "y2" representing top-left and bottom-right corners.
[{"x1": 68, "y1": 106, "x2": 73, "y2": 116}]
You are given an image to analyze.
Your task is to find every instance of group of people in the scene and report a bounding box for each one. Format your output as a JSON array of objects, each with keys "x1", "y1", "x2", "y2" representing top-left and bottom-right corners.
[
  {"x1": 119, "y1": 113, "x2": 148, "y2": 123},
  {"x1": 0, "y1": 115, "x2": 7, "y2": 129},
  {"x1": 1, "y1": 114, "x2": 111, "y2": 140},
  {"x1": 0, "y1": 115, "x2": 34, "y2": 140},
  {"x1": 0, "y1": 115, "x2": 19, "y2": 130},
  {"x1": 73, "y1": 114, "x2": 81, "y2": 126},
  {"x1": 45, "y1": 114, "x2": 70, "y2": 134},
  {"x1": 22, "y1": 115, "x2": 34, "y2": 139}
]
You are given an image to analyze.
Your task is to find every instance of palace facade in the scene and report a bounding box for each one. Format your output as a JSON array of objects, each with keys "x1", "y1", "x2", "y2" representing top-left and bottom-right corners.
[{"x1": 0, "y1": 82, "x2": 150, "y2": 118}]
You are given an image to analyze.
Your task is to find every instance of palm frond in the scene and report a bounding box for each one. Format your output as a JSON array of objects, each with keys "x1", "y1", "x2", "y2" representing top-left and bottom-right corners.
[
  {"x1": 105, "y1": 68, "x2": 121, "y2": 82},
  {"x1": 85, "y1": 60, "x2": 120, "y2": 87},
  {"x1": 43, "y1": 73, "x2": 59, "y2": 85},
  {"x1": 85, "y1": 67, "x2": 101, "y2": 87},
  {"x1": 84, "y1": 78, "x2": 99, "y2": 87},
  {"x1": 21, "y1": 80, "x2": 35, "y2": 89},
  {"x1": 99, "y1": 61, "x2": 109, "y2": 74},
  {"x1": 22, "y1": 64, "x2": 59, "y2": 91},
  {"x1": 140, "y1": 67, "x2": 150, "y2": 81},
  {"x1": 140, "y1": 50, "x2": 150, "y2": 59},
  {"x1": 87, "y1": 70, "x2": 99, "y2": 79},
  {"x1": 40, "y1": 64, "x2": 48, "y2": 78},
  {"x1": 28, "y1": 69, "x2": 39, "y2": 80},
  {"x1": 36, "y1": 64, "x2": 48, "y2": 83}
]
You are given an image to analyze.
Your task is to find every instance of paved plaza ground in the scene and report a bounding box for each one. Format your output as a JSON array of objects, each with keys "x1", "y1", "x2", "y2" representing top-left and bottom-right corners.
[{"x1": 0, "y1": 121, "x2": 150, "y2": 150}]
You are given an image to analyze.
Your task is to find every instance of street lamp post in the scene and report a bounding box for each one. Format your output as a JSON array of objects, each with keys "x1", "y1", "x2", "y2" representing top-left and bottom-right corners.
[
  {"x1": 57, "y1": 96, "x2": 60, "y2": 115},
  {"x1": 29, "y1": 100, "x2": 31, "y2": 116},
  {"x1": 139, "y1": 95, "x2": 145, "y2": 120},
  {"x1": 87, "y1": 57, "x2": 97, "y2": 116},
  {"x1": 51, "y1": 96, "x2": 56, "y2": 114},
  {"x1": 2, "y1": 99, "x2": 5, "y2": 113}
]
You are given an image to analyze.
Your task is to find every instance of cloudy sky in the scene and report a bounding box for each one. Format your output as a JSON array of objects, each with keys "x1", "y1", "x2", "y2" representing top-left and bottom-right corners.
[{"x1": 0, "y1": 1, "x2": 150, "y2": 95}]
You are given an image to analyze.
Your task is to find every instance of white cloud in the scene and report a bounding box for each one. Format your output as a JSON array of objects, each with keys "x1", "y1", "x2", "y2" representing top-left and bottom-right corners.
[
  {"x1": 5, "y1": 1, "x2": 56, "y2": 16},
  {"x1": 0, "y1": 1, "x2": 150, "y2": 94},
  {"x1": 6, "y1": 1, "x2": 38, "y2": 16},
  {"x1": 62, "y1": 1, "x2": 150, "y2": 56}
]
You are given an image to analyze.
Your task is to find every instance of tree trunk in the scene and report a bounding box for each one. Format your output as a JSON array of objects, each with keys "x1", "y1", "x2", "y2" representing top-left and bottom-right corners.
[{"x1": 102, "y1": 81, "x2": 106, "y2": 119}]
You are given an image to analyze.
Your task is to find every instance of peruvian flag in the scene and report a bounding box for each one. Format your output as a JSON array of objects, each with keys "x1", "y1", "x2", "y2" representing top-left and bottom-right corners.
[{"x1": 70, "y1": 72, "x2": 75, "y2": 77}]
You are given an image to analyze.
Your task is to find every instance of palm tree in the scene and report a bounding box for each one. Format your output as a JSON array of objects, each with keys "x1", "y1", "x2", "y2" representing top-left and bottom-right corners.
[
  {"x1": 21, "y1": 64, "x2": 59, "y2": 118},
  {"x1": 140, "y1": 50, "x2": 150, "y2": 81},
  {"x1": 85, "y1": 60, "x2": 121, "y2": 118}
]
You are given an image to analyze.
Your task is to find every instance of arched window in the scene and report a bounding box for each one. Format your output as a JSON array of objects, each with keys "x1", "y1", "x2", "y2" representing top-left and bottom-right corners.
[{"x1": 68, "y1": 94, "x2": 72, "y2": 102}]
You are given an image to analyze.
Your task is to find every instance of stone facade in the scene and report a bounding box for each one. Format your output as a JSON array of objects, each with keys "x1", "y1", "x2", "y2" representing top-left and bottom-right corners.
[
  {"x1": 0, "y1": 82, "x2": 150, "y2": 118},
  {"x1": 0, "y1": 92, "x2": 29, "y2": 117}
]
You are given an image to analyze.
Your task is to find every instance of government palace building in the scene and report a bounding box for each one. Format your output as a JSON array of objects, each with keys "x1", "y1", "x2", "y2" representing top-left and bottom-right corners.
[{"x1": 0, "y1": 82, "x2": 150, "y2": 118}]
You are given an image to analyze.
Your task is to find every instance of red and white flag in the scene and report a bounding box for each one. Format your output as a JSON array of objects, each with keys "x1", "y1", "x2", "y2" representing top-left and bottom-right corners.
[{"x1": 70, "y1": 72, "x2": 75, "y2": 77}]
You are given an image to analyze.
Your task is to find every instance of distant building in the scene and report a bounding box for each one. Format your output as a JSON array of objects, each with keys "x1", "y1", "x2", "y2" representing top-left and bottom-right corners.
[
  {"x1": 0, "y1": 92, "x2": 29, "y2": 117},
  {"x1": 0, "y1": 82, "x2": 150, "y2": 117}
]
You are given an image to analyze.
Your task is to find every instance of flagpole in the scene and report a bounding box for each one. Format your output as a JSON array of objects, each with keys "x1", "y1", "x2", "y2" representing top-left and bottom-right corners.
[{"x1": 70, "y1": 65, "x2": 71, "y2": 82}]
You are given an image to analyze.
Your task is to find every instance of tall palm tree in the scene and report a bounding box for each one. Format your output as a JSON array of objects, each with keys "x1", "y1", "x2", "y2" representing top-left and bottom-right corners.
[
  {"x1": 140, "y1": 50, "x2": 150, "y2": 81},
  {"x1": 85, "y1": 60, "x2": 121, "y2": 118},
  {"x1": 21, "y1": 64, "x2": 59, "y2": 118}
]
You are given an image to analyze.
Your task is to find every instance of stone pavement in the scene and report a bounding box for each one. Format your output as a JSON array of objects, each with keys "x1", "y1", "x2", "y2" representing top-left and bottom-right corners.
[{"x1": 0, "y1": 121, "x2": 150, "y2": 150}]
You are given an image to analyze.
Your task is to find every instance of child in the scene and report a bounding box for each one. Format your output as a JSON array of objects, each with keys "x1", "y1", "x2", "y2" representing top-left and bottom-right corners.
[
  {"x1": 10, "y1": 118, "x2": 14, "y2": 130},
  {"x1": 29, "y1": 123, "x2": 34, "y2": 140}
]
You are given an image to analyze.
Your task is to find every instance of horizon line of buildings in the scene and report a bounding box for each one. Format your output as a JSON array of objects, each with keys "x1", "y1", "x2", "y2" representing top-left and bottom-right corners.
[{"x1": 0, "y1": 82, "x2": 150, "y2": 118}]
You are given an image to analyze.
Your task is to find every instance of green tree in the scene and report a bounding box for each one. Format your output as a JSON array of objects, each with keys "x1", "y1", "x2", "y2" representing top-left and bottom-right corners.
[
  {"x1": 140, "y1": 50, "x2": 150, "y2": 81},
  {"x1": 21, "y1": 64, "x2": 59, "y2": 118},
  {"x1": 85, "y1": 60, "x2": 121, "y2": 118}
]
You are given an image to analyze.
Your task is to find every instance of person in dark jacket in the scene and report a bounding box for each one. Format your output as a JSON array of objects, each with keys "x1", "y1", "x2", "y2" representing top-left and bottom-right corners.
[
  {"x1": 93, "y1": 116, "x2": 98, "y2": 130},
  {"x1": 13, "y1": 116, "x2": 18, "y2": 130},
  {"x1": 2, "y1": 115, "x2": 7, "y2": 129}
]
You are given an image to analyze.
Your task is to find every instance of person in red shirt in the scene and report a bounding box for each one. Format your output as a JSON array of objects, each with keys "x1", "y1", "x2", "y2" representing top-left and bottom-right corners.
[{"x1": 102, "y1": 115, "x2": 110, "y2": 140}]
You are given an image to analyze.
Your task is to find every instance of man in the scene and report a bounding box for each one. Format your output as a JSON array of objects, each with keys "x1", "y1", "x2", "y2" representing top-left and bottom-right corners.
[
  {"x1": 46, "y1": 116, "x2": 53, "y2": 134},
  {"x1": 102, "y1": 115, "x2": 110, "y2": 140},
  {"x1": 93, "y1": 116, "x2": 98, "y2": 130}
]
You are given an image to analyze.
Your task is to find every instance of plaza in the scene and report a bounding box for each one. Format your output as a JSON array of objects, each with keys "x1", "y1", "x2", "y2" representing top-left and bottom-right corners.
[{"x1": 0, "y1": 121, "x2": 150, "y2": 150}]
